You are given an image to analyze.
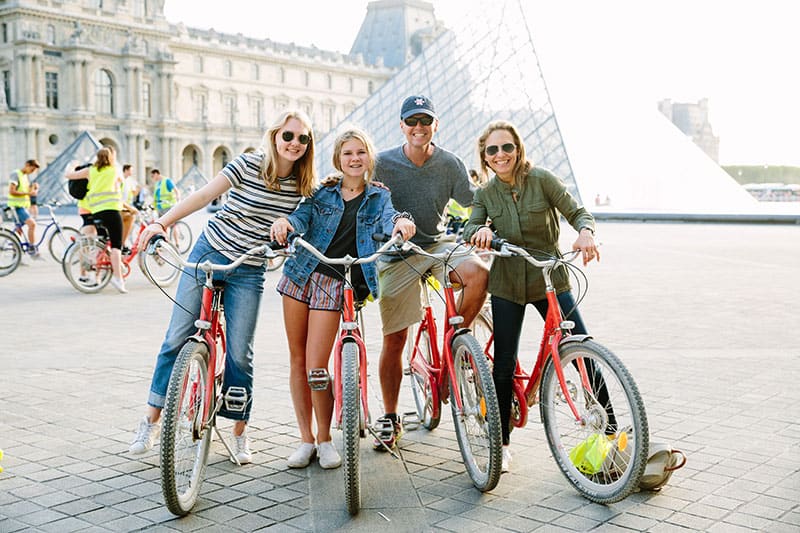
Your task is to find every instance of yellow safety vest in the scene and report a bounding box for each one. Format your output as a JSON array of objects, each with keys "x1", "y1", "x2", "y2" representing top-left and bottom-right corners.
[
  {"x1": 155, "y1": 179, "x2": 176, "y2": 210},
  {"x1": 7, "y1": 170, "x2": 31, "y2": 208},
  {"x1": 86, "y1": 166, "x2": 122, "y2": 214}
]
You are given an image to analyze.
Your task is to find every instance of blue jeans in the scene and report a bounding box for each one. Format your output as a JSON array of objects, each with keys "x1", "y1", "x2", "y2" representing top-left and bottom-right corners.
[
  {"x1": 491, "y1": 292, "x2": 587, "y2": 445},
  {"x1": 147, "y1": 233, "x2": 266, "y2": 421}
]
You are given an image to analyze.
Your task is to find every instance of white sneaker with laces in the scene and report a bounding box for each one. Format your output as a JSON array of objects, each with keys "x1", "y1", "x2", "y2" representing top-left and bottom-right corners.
[
  {"x1": 232, "y1": 430, "x2": 252, "y2": 465},
  {"x1": 501, "y1": 446, "x2": 512, "y2": 473},
  {"x1": 287, "y1": 442, "x2": 317, "y2": 468},
  {"x1": 129, "y1": 416, "x2": 160, "y2": 454},
  {"x1": 318, "y1": 441, "x2": 342, "y2": 469},
  {"x1": 110, "y1": 276, "x2": 128, "y2": 294}
]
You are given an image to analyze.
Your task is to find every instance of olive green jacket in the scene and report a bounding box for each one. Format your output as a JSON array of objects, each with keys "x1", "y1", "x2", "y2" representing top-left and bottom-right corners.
[{"x1": 462, "y1": 167, "x2": 595, "y2": 305}]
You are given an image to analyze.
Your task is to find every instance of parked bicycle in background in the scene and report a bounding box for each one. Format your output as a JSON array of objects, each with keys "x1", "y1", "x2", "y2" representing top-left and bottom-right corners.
[{"x1": 2, "y1": 201, "x2": 80, "y2": 263}]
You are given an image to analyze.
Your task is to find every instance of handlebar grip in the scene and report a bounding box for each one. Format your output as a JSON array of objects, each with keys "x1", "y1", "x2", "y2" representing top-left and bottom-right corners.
[
  {"x1": 490, "y1": 237, "x2": 507, "y2": 251},
  {"x1": 268, "y1": 239, "x2": 286, "y2": 250},
  {"x1": 372, "y1": 232, "x2": 391, "y2": 243},
  {"x1": 146, "y1": 234, "x2": 166, "y2": 254}
]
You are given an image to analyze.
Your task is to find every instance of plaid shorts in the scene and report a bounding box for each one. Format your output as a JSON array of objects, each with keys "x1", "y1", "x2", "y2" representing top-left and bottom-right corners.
[{"x1": 276, "y1": 271, "x2": 344, "y2": 311}]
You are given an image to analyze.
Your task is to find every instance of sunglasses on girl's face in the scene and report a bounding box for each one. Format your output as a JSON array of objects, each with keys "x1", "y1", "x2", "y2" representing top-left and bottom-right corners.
[
  {"x1": 281, "y1": 131, "x2": 311, "y2": 145},
  {"x1": 403, "y1": 116, "x2": 435, "y2": 127},
  {"x1": 485, "y1": 143, "x2": 516, "y2": 156}
]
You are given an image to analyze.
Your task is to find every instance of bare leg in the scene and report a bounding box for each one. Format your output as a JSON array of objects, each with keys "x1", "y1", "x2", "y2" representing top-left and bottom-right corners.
[
  {"x1": 450, "y1": 256, "x2": 489, "y2": 327},
  {"x1": 283, "y1": 296, "x2": 316, "y2": 444},
  {"x1": 378, "y1": 328, "x2": 408, "y2": 414},
  {"x1": 305, "y1": 309, "x2": 340, "y2": 443}
]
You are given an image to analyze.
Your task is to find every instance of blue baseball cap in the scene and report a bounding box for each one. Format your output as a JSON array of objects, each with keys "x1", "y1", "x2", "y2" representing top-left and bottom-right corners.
[{"x1": 400, "y1": 95, "x2": 437, "y2": 120}]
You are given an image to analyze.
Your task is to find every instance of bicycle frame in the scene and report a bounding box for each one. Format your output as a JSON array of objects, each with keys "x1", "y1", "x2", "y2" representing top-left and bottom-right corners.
[{"x1": 5, "y1": 203, "x2": 68, "y2": 250}]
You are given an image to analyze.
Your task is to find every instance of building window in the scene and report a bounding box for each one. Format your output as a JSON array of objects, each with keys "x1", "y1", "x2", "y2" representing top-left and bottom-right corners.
[
  {"x1": 46, "y1": 25, "x2": 55, "y2": 45},
  {"x1": 94, "y1": 69, "x2": 113, "y2": 115},
  {"x1": 45, "y1": 72, "x2": 58, "y2": 109},
  {"x1": 195, "y1": 93, "x2": 206, "y2": 121},
  {"x1": 368, "y1": 81, "x2": 374, "y2": 94},
  {"x1": 224, "y1": 95, "x2": 235, "y2": 125},
  {"x1": 194, "y1": 55, "x2": 203, "y2": 73},
  {"x1": 327, "y1": 74, "x2": 332, "y2": 90},
  {"x1": 224, "y1": 60, "x2": 232, "y2": 77},
  {"x1": 304, "y1": 71, "x2": 309, "y2": 86},
  {"x1": 142, "y1": 82, "x2": 151, "y2": 117},
  {"x1": 252, "y1": 98, "x2": 263, "y2": 128},
  {"x1": 2, "y1": 23, "x2": 7, "y2": 43},
  {"x1": 251, "y1": 63, "x2": 259, "y2": 81},
  {"x1": 280, "y1": 67, "x2": 286, "y2": 84},
  {"x1": 3, "y1": 70, "x2": 12, "y2": 107},
  {"x1": 349, "y1": 78, "x2": 354, "y2": 92}
]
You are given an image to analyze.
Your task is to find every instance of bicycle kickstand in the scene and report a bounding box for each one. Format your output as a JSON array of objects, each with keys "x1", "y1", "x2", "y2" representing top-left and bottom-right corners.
[
  {"x1": 364, "y1": 425, "x2": 401, "y2": 460},
  {"x1": 213, "y1": 425, "x2": 242, "y2": 466}
]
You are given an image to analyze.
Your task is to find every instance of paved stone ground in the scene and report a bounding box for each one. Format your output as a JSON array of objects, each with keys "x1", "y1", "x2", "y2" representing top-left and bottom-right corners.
[{"x1": 1, "y1": 216, "x2": 799, "y2": 532}]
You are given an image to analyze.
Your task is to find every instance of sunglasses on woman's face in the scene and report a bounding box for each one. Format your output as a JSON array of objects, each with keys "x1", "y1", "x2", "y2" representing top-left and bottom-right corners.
[
  {"x1": 485, "y1": 143, "x2": 516, "y2": 156},
  {"x1": 281, "y1": 131, "x2": 311, "y2": 145},
  {"x1": 403, "y1": 116, "x2": 435, "y2": 127}
]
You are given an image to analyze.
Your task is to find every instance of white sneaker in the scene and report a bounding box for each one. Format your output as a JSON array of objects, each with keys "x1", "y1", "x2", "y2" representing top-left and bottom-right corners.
[
  {"x1": 287, "y1": 442, "x2": 317, "y2": 468},
  {"x1": 501, "y1": 446, "x2": 512, "y2": 473},
  {"x1": 318, "y1": 441, "x2": 342, "y2": 469},
  {"x1": 232, "y1": 429, "x2": 252, "y2": 465},
  {"x1": 129, "y1": 416, "x2": 160, "y2": 454},
  {"x1": 110, "y1": 276, "x2": 128, "y2": 294}
]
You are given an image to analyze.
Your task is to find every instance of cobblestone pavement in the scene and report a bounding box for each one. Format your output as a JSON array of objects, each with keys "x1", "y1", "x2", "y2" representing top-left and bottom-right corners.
[{"x1": 1, "y1": 217, "x2": 799, "y2": 532}]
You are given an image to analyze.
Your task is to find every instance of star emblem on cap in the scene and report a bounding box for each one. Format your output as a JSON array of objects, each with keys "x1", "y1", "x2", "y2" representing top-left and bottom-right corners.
[{"x1": 414, "y1": 98, "x2": 426, "y2": 106}]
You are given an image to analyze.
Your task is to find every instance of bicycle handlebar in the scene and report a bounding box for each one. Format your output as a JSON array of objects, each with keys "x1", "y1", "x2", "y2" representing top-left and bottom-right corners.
[
  {"x1": 288, "y1": 232, "x2": 405, "y2": 268},
  {"x1": 146, "y1": 234, "x2": 288, "y2": 274},
  {"x1": 489, "y1": 237, "x2": 580, "y2": 268},
  {"x1": 395, "y1": 239, "x2": 476, "y2": 263}
]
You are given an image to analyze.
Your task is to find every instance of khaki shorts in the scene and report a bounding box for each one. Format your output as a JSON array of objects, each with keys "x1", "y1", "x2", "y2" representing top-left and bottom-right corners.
[{"x1": 377, "y1": 241, "x2": 475, "y2": 335}]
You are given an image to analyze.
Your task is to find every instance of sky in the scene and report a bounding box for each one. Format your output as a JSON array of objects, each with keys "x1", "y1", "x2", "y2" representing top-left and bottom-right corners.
[{"x1": 163, "y1": 0, "x2": 799, "y2": 167}]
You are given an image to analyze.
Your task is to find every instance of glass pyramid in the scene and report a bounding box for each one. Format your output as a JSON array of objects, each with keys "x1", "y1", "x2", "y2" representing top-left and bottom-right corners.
[
  {"x1": 36, "y1": 132, "x2": 102, "y2": 206},
  {"x1": 316, "y1": 0, "x2": 579, "y2": 201},
  {"x1": 176, "y1": 165, "x2": 209, "y2": 198}
]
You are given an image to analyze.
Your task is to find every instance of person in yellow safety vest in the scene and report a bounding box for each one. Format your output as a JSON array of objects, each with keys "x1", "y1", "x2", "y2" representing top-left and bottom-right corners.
[
  {"x1": 65, "y1": 146, "x2": 129, "y2": 293},
  {"x1": 445, "y1": 197, "x2": 471, "y2": 236},
  {"x1": 7, "y1": 159, "x2": 40, "y2": 255},
  {"x1": 151, "y1": 168, "x2": 180, "y2": 216}
]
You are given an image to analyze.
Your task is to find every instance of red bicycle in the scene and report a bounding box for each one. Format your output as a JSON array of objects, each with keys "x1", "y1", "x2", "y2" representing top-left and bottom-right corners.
[
  {"x1": 146, "y1": 236, "x2": 288, "y2": 516},
  {"x1": 287, "y1": 232, "x2": 405, "y2": 515},
  {"x1": 402, "y1": 241, "x2": 503, "y2": 492},
  {"x1": 474, "y1": 239, "x2": 649, "y2": 503}
]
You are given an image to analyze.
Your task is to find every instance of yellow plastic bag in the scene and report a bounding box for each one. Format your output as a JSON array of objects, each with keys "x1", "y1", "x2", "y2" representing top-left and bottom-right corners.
[
  {"x1": 569, "y1": 433, "x2": 612, "y2": 474},
  {"x1": 0, "y1": 448, "x2": 4, "y2": 473}
]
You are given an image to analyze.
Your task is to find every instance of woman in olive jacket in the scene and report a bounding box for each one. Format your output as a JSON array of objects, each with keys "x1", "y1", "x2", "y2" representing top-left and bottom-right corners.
[{"x1": 462, "y1": 119, "x2": 600, "y2": 473}]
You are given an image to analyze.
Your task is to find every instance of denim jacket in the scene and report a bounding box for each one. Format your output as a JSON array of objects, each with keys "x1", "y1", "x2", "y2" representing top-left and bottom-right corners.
[{"x1": 282, "y1": 182, "x2": 398, "y2": 297}]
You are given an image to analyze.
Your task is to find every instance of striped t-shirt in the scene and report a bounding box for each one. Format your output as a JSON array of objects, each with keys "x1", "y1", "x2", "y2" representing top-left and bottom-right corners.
[{"x1": 204, "y1": 151, "x2": 304, "y2": 266}]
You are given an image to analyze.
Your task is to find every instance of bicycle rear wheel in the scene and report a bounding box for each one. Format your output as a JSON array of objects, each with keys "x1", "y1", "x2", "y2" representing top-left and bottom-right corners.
[
  {"x1": 540, "y1": 340, "x2": 648, "y2": 503},
  {"x1": 62, "y1": 238, "x2": 112, "y2": 293},
  {"x1": 168, "y1": 220, "x2": 193, "y2": 255},
  {"x1": 48, "y1": 226, "x2": 80, "y2": 263},
  {"x1": 0, "y1": 230, "x2": 22, "y2": 277},
  {"x1": 406, "y1": 321, "x2": 441, "y2": 430},
  {"x1": 161, "y1": 340, "x2": 213, "y2": 516},
  {"x1": 138, "y1": 239, "x2": 181, "y2": 287},
  {"x1": 449, "y1": 333, "x2": 502, "y2": 492},
  {"x1": 341, "y1": 341, "x2": 362, "y2": 515}
]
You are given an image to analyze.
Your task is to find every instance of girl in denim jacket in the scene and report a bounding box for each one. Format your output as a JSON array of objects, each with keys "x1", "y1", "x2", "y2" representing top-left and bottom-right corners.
[{"x1": 271, "y1": 127, "x2": 415, "y2": 469}]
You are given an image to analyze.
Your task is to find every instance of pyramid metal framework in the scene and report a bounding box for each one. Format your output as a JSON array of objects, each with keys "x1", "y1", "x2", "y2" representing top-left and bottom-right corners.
[
  {"x1": 36, "y1": 132, "x2": 102, "y2": 206},
  {"x1": 316, "y1": 0, "x2": 579, "y2": 202},
  {"x1": 176, "y1": 165, "x2": 209, "y2": 198}
]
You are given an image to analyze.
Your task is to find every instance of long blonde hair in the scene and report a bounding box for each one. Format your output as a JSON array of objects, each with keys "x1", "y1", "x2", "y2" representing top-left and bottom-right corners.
[
  {"x1": 332, "y1": 126, "x2": 377, "y2": 184},
  {"x1": 258, "y1": 109, "x2": 316, "y2": 197},
  {"x1": 476, "y1": 120, "x2": 531, "y2": 183}
]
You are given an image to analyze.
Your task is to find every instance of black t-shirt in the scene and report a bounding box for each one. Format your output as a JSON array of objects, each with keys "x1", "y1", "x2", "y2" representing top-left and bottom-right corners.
[{"x1": 313, "y1": 192, "x2": 368, "y2": 300}]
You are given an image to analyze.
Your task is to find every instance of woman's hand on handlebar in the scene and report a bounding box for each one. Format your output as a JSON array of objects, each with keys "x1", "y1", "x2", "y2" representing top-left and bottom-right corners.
[
  {"x1": 470, "y1": 225, "x2": 494, "y2": 249},
  {"x1": 392, "y1": 218, "x2": 415, "y2": 241},
  {"x1": 138, "y1": 222, "x2": 167, "y2": 252},
  {"x1": 270, "y1": 217, "x2": 294, "y2": 245}
]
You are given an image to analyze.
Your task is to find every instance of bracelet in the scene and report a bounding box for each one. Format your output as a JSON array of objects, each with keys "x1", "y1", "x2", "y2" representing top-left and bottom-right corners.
[
  {"x1": 392, "y1": 211, "x2": 414, "y2": 224},
  {"x1": 154, "y1": 221, "x2": 167, "y2": 231},
  {"x1": 580, "y1": 226, "x2": 595, "y2": 236}
]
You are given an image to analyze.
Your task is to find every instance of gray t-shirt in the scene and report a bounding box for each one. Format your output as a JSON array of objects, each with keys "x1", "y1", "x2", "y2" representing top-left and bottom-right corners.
[{"x1": 375, "y1": 144, "x2": 473, "y2": 245}]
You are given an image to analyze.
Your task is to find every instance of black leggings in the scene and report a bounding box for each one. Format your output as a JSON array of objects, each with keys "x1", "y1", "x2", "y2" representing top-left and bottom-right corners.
[
  {"x1": 91, "y1": 209, "x2": 123, "y2": 249},
  {"x1": 491, "y1": 292, "x2": 601, "y2": 445}
]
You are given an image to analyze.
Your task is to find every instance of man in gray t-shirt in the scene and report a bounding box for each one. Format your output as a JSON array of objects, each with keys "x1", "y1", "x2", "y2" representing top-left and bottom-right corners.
[{"x1": 372, "y1": 95, "x2": 489, "y2": 450}]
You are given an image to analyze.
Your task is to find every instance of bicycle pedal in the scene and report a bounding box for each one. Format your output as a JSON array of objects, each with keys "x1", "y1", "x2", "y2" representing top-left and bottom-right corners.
[
  {"x1": 403, "y1": 367, "x2": 412, "y2": 376},
  {"x1": 223, "y1": 386, "x2": 248, "y2": 412},
  {"x1": 307, "y1": 368, "x2": 330, "y2": 391},
  {"x1": 401, "y1": 411, "x2": 420, "y2": 431}
]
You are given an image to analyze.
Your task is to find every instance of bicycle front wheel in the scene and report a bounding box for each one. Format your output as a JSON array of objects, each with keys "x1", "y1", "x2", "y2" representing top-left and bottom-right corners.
[
  {"x1": 0, "y1": 230, "x2": 23, "y2": 277},
  {"x1": 138, "y1": 240, "x2": 181, "y2": 288},
  {"x1": 62, "y1": 239, "x2": 112, "y2": 293},
  {"x1": 48, "y1": 226, "x2": 80, "y2": 263},
  {"x1": 168, "y1": 220, "x2": 193, "y2": 255},
  {"x1": 540, "y1": 340, "x2": 648, "y2": 504},
  {"x1": 161, "y1": 340, "x2": 212, "y2": 516},
  {"x1": 341, "y1": 341, "x2": 362, "y2": 515},
  {"x1": 406, "y1": 321, "x2": 441, "y2": 430},
  {"x1": 449, "y1": 333, "x2": 502, "y2": 492}
]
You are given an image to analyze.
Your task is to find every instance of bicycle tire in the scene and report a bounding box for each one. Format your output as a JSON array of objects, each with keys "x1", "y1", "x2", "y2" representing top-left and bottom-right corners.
[
  {"x1": 161, "y1": 340, "x2": 213, "y2": 516},
  {"x1": 266, "y1": 255, "x2": 286, "y2": 272},
  {"x1": 61, "y1": 239, "x2": 112, "y2": 293},
  {"x1": 449, "y1": 333, "x2": 502, "y2": 492},
  {"x1": 47, "y1": 226, "x2": 80, "y2": 263},
  {"x1": 406, "y1": 321, "x2": 441, "y2": 430},
  {"x1": 169, "y1": 220, "x2": 193, "y2": 255},
  {"x1": 341, "y1": 341, "x2": 361, "y2": 515},
  {"x1": 540, "y1": 340, "x2": 648, "y2": 504},
  {"x1": 138, "y1": 239, "x2": 181, "y2": 288},
  {"x1": 0, "y1": 229, "x2": 22, "y2": 277}
]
